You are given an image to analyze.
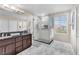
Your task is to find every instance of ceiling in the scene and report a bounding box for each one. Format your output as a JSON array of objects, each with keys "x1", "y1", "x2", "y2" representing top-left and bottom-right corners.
[
  {"x1": 11, "y1": 4, "x2": 78, "y2": 15},
  {"x1": 0, "y1": 4, "x2": 78, "y2": 16}
]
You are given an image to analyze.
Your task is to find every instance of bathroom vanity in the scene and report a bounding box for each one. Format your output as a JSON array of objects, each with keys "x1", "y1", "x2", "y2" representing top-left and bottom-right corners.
[{"x1": 0, "y1": 33, "x2": 32, "y2": 55}]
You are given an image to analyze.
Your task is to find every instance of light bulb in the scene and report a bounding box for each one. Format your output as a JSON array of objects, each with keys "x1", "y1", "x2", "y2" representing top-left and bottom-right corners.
[{"x1": 10, "y1": 6, "x2": 16, "y2": 10}]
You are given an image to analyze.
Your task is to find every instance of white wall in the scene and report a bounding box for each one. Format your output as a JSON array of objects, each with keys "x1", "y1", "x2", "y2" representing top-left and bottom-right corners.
[
  {"x1": 77, "y1": 17, "x2": 79, "y2": 54},
  {"x1": 77, "y1": 7, "x2": 79, "y2": 54}
]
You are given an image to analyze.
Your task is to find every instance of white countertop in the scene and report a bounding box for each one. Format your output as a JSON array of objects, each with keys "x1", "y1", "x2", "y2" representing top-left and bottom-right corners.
[{"x1": 0, "y1": 36, "x2": 12, "y2": 40}]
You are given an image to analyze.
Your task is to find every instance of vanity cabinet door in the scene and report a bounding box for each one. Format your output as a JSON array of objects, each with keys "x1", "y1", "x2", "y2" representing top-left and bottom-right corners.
[
  {"x1": 23, "y1": 39, "x2": 27, "y2": 49},
  {"x1": 0, "y1": 47, "x2": 4, "y2": 55},
  {"x1": 4, "y1": 38, "x2": 15, "y2": 55},
  {"x1": 16, "y1": 46, "x2": 22, "y2": 54},
  {"x1": 26, "y1": 38, "x2": 31, "y2": 47},
  {"x1": 0, "y1": 38, "x2": 15, "y2": 55},
  {"x1": 23, "y1": 34, "x2": 32, "y2": 49},
  {"x1": 23, "y1": 36, "x2": 27, "y2": 49},
  {"x1": 27, "y1": 34, "x2": 32, "y2": 46},
  {"x1": 5, "y1": 43, "x2": 15, "y2": 55}
]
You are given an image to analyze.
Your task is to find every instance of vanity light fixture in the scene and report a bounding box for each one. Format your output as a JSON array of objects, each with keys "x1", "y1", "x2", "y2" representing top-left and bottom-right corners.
[{"x1": 2, "y1": 4, "x2": 24, "y2": 14}]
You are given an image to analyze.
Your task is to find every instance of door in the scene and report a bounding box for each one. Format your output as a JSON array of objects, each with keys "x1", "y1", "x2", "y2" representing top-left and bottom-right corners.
[{"x1": 54, "y1": 13, "x2": 70, "y2": 42}]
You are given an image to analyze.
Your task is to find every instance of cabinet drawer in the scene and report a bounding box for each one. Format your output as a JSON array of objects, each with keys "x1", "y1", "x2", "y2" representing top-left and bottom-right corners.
[
  {"x1": 16, "y1": 46, "x2": 22, "y2": 53},
  {"x1": 16, "y1": 37, "x2": 22, "y2": 42},
  {"x1": 23, "y1": 36, "x2": 27, "y2": 40},
  {"x1": 16, "y1": 41, "x2": 22, "y2": 47}
]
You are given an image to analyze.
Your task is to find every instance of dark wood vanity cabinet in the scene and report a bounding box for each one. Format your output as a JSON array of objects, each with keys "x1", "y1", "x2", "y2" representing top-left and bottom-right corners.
[{"x1": 0, "y1": 34, "x2": 32, "y2": 55}]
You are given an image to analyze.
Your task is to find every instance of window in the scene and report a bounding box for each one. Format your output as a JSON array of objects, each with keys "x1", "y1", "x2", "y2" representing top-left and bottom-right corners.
[{"x1": 54, "y1": 15, "x2": 67, "y2": 33}]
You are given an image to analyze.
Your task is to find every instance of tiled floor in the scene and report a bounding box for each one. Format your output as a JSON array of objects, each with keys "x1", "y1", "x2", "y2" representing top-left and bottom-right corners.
[{"x1": 17, "y1": 40, "x2": 75, "y2": 55}]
